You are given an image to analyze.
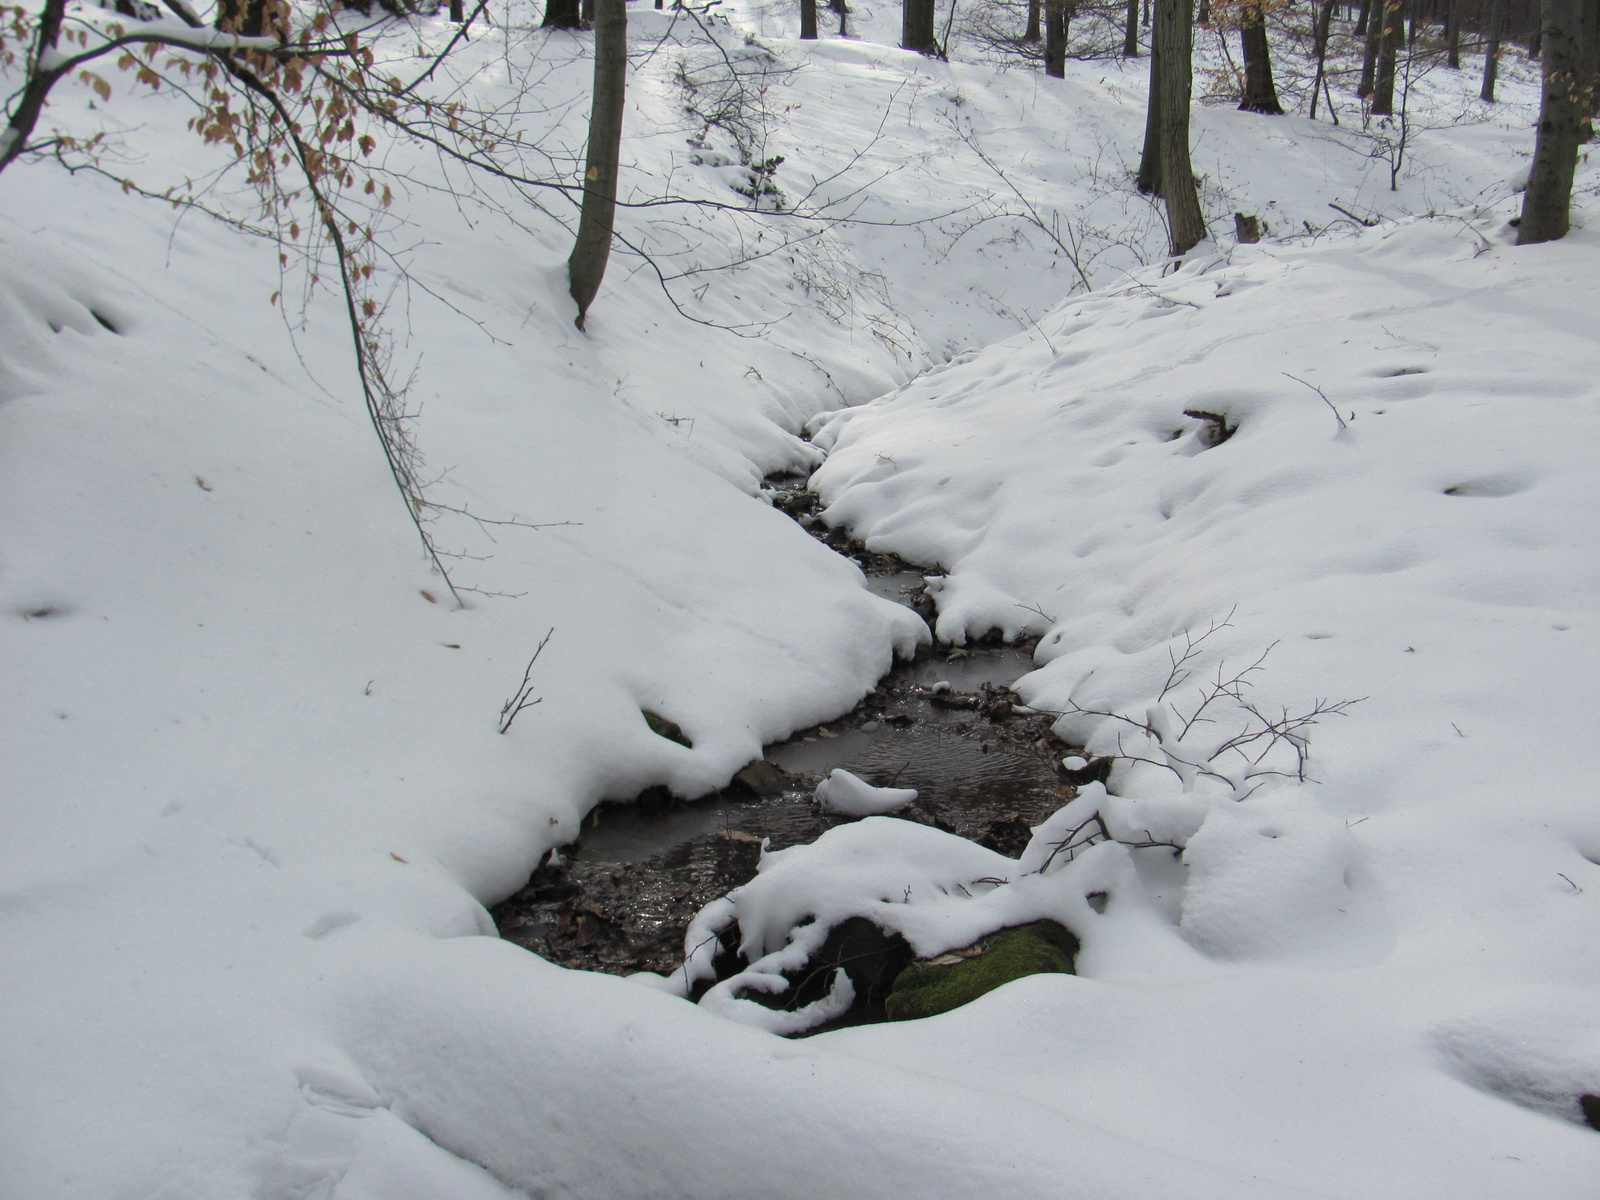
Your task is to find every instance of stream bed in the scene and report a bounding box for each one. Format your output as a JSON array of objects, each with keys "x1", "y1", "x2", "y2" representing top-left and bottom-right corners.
[{"x1": 491, "y1": 476, "x2": 1090, "y2": 977}]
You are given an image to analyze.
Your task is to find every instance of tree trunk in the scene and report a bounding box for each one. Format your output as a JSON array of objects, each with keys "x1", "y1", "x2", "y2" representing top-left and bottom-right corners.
[
  {"x1": 1124, "y1": 0, "x2": 1140, "y2": 52},
  {"x1": 1045, "y1": 0, "x2": 1068, "y2": 73},
  {"x1": 581, "y1": 0, "x2": 595, "y2": 25},
  {"x1": 1358, "y1": 0, "x2": 1382, "y2": 92},
  {"x1": 1580, "y1": 0, "x2": 1599, "y2": 116},
  {"x1": 1310, "y1": 0, "x2": 1336, "y2": 117},
  {"x1": 1371, "y1": 0, "x2": 1402, "y2": 113},
  {"x1": 544, "y1": 0, "x2": 583, "y2": 28},
  {"x1": 1026, "y1": 0, "x2": 1042, "y2": 40},
  {"x1": 1445, "y1": 0, "x2": 1461, "y2": 64},
  {"x1": 1519, "y1": 0, "x2": 1584, "y2": 243},
  {"x1": 902, "y1": 0, "x2": 937, "y2": 52},
  {"x1": 1355, "y1": 0, "x2": 1371, "y2": 36},
  {"x1": 1137, "y1": 27, "x2": 1163, "y2": 192},
  {"x1": 568, "y1": 0, "x2": 627, "y2": 329},
  {"x1": 1197, "y1": 0, "x2": 1211, "y2": 23},
  {"x1": 831, "y1": 0, "x2": 848, "y2": 34},
  {"x1": 1239, "y1": 6, "x2": 1285, "y2": 111},
  {"x1": 1481, "y1": 0, "x2": 1505, "y2": 98},
  {"x1": 801, "y1": 0, "x2": 819, "y2": 38},
  {"x1": 1155, "y1": 0, "x2": 1206, "y2": 252}
]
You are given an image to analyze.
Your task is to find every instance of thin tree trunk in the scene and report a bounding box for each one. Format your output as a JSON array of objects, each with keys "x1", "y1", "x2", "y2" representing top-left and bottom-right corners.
[
  {"x1": 1481, "y1": 0, "x2": 1504, "y2": 98},
  {"x1": 1124, "y1": 0, "x2": 1140, "y2": 52},
  {"x1": 801, "y1": 0, "x2": 819, "y2": 38},
  {"x1": 1310, "y1": 0, "x2": 1336, "y2": 116},
  {"x1": 568, "y1": 0, "x2": 627, "y2": 329},
  {"x1": 1137, "y1": 27, "x2": 1163, "y2": 192},
  {"x1": 1580, "y1": 0, "x2": 1599, "y2": 115},
  {"x1": 1155, "y1": 0, "x2": 1206, "y2": 252},
  {"x1": 1239, "y1": 5, "x2": 1285, "y2": 111},
  {"x1": 1359, "y1": 0, "x2": 1382, "y2": 92},
  {"x1": 1045, "y1": 0, "x2": 1068, "y2": 73},
  {"x1": 1197, "y1": 0, "x2": 1211, "y2": 23},
  {"x1": 830, "y1": 0, "x2": 848, "y2": 34},
  {"x1": 902, "y1": 0, "x2": 937, "y2": 52},
  {"x1": 1371, "y1": 0, "x2": 1402, "y2": 112},
  {"x1": 1027, "y1": 0, "x2": 1042, "y2": 40},
  {"x1": 1520, "y1": 0, "x2": 1584, "y2": 242},
  {"x1": 1355, "y1": 0, "x2": 1371, "y2": 35},
  {"x1": 1445, "y1": 0, "x2": 1461, "y2": 63}
]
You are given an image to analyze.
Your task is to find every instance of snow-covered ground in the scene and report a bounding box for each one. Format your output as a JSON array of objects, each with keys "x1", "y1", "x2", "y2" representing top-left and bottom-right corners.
[{"x1": 3, "y1": 1, "x2": 1598, "y2": 1196}]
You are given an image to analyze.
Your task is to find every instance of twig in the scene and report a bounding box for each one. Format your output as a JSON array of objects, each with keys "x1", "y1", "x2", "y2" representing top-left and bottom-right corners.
[
  {"x1": 1283, "y1": 372, "x2": 1348, "y2": 430},
  {"x1": 498, "y1": 628, "x2": 553, "y2": 734}
]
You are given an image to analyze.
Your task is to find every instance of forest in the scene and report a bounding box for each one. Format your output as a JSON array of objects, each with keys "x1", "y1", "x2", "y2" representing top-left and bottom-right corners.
[{"x1": 2, "y1": 0, "x2": 1598, "y2": 1194}]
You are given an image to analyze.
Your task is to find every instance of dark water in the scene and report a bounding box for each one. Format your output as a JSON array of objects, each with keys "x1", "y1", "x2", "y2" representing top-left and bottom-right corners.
[{"x1": 491, "y1": 480, "x2": 1079, "y2": 976}]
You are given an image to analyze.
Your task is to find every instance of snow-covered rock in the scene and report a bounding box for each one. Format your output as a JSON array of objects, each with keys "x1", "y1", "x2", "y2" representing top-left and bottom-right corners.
[{"x1": 814, "y1": 767, "x2": 918, "y2": 815}]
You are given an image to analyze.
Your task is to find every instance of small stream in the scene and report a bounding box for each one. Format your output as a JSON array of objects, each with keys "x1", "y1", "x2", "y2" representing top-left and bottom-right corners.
[{"x1": 491, "y1": 477, "x2": 1085, "y2": 977}]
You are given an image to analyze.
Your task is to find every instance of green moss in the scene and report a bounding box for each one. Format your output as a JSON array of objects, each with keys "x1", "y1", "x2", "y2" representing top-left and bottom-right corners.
[{"x1": 885, "y1": 920, "x2": 1079, "y2": 1021}]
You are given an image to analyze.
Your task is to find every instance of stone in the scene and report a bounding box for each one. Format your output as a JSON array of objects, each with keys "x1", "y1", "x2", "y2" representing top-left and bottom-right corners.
[
  {"x1": 885, "y1": 920, "x2": 1079, "y2": 1021},
  {"x1": 642, "y1": 710, "x2": 691, "y2": 748},
  {"x1": 731, "y1": 758, "x2": 786, "y2": 797}
]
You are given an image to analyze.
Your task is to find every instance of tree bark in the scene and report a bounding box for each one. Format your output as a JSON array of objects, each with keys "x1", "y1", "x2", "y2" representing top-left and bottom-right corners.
[
  {"x1": 1355, "y1": 0, "x2": 1371, "y2": 36},
  {"x1": 568, "y1": 0, "x2": 627, "y2": 328},
  {"x1": 1519, "y1": 0, "x2": 1584, "y2": 243},
  {"x1": 1155, "y1": 0, "x2": 1206, "y2": 252},
  {"x1": 1371, "y1": 0, "x2": 1402, "y2": 113},
  {"x1": 801, "y1": 0, "x2": 819, "y2": 38},
  {"x1": 902, "y1": 0, "x2": 937, "y2": 52},
  {"x1": 1481, "y1": 0, "x2": 1505, "y2": 98},
  {"x1": 1026, "y1": 0, "x2": 1042, "y2": 40},
  {"x1": 1045, "y1": 0, "x2": 1069, "y2": 74},
  {"x1": 543, "y1": 0, "x2": 583, "y2": 28},
  {"x1": 1137, "y1": 27, "x2": 1163, "y2": 192},
  {"x1": 1358, "y1": 0, "x2": 1382, "y2": 93},
  {"x1": 1310, "y1": 0, "x2": 1336, "y2": 117},
  {"x1": 1238, "y1": 5, "x2": 1285, "y2": 112},
  {"x1": 1580, "y1": 0, "x2": 1599, "y2": 116},
  {"x1": 1445, "y1": 0, "x2": 1461, "y2": 64},
  {"x1": 1124, "y1": 0, "x2": 1140, "y2": 52}
]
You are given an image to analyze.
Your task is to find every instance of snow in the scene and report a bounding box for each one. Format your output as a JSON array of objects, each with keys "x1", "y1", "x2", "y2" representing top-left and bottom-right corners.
[
  {"x1": 813, "y1": 765, "x2": 918, "y2": 814},
  {"x1": 3, "y1": 0, "x2": 1599, "y2": 1196}
]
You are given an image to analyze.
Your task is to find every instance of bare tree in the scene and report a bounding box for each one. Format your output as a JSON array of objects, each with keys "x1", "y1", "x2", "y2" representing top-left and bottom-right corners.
[
  {"x1": 1044, "y1": 0, "x2": 1071, "y2": 73},
  {"x1": 1371, "y1": 0, "x2": 1403, "y2": 113},
  {"x1": 569, "y1": 0, "x2": 627, "y2": 328},
  {"x1": 1520, "y1": 0, "x2": 1586, "y2": 243},
  {"x1": 801, "y1": 0, "x2": 820, "y2": 38},
  {"x1": 1481, "y1": 0, "x2": 1506, "y2": 98},
  {"x1": 1136, "y1": 27, "x2": 1163, "y2": 191},
  {"x1": 903, "y1": 0, "x2": 939, "y2": 52},
  {"x1": 1153, "y1": 0, "x2": 1206, "y2": 252},
  {"x1": 1237, "y1": 2, "x2": 1284, "y2": 111},
  {"x1": 544, "y1": 0, "x2": 583, "y2": 29}
]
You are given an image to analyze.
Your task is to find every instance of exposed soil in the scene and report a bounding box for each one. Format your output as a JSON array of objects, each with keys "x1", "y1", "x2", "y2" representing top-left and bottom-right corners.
[{"x1": 491, "y1": 474, "x2": 1100, "y2": 977}]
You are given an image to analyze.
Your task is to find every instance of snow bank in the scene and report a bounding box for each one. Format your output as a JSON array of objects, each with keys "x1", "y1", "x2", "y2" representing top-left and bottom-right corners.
[
  {"x1": 2, "y1": 0, "x2": 1592, "y2": 1195},
  {"x1": 807, "y1": 209, "x2": 1600, "y2": 1192}
]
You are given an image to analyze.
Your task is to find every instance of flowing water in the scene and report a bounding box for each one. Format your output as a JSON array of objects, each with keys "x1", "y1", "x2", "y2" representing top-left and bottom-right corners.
[{"x1": 491, "y1": 477, "x2": 1081, "y2": 976}]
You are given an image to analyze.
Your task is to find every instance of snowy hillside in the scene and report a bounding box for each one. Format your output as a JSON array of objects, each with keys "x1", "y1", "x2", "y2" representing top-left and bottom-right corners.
[{"x1": 3, "y1": 0, "x2": 1598, "y2": 1196}]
